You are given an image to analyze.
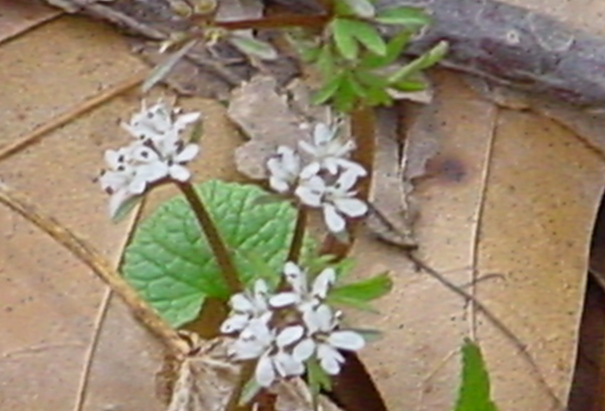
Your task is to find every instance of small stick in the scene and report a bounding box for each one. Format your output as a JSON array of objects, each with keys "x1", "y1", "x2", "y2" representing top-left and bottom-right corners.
[
  {"x1": 0, "y1": 72, "x2": 146, "y2": 161},
  {"x1": 0, "y1": 182, "x2": 188, "y2": 355}
]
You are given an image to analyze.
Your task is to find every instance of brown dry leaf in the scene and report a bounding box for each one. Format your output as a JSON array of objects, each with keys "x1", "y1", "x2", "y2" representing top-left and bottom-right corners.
[
  {"x1": 351, "y1": 71, "x2": 605, "y2": 410},
  {"x1": 0, "y1": 14, "x2": 242, "y2": 410}
]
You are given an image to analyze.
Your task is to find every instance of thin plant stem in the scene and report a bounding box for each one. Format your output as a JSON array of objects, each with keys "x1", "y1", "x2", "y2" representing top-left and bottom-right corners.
[
  {"x1": 320, "y1": 107, "x2": 377, "y2": 260},
  {"x1": 176, "y1": 181, "x2": 241, "y2": 294},
  {"x1": 287, "y1": 206, "x2": 307, "y2": 264},
  {"x1": 225, "y1": 361, "x2": 256, "y2": 411},
  {"x1": 0, "y1": 182, "x2": 187, "y2": 355},
  {"x1": 215, "y1": 14, "x2": 328, "y2": 31}
]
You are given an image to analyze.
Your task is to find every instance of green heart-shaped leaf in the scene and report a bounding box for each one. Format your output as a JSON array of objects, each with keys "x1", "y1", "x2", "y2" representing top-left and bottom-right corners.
[{"x1": 122, "y1": 180, "x2": 314, "y2": 327}]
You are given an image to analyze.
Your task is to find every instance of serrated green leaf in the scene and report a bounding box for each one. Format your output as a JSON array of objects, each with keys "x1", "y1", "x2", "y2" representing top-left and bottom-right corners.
[
  {"x1": 335, "y1": 0, "x2": 375, "y2": 18},
  {"x1": 455, "y1": 339, "x2": 498, "y2": 411},
  {"x1": 387, "y1": 40, "x2": 448, "y2": 84},
  {"x1": 329, "y1": 272, "x2": 392, "y2": 302},
  {"x1": 122, "y1": 180, "x2": 314, "y2": 327},
  {"x1": 375, "y1": 6, "x2": 430, "y2": 27},
  {"x1": 142, "y1": 39, "x2": 197, "y2": 93},
  {"x1": 229, "y1": 34, "x2": 278, "y2": 60},
  {"x1": 332, "y1": 18, "x2": 359, "y2": 60}
]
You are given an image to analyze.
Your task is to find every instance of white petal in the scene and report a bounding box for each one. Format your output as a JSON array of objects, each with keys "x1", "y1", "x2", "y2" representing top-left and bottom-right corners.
[
  {"x1": 283, "y1": 262, "x2": 307, "y2": 293},
  {"x1": 337, "y1": 159, "x2": 367, "y2": 177},
  {"x1": 317, "y1": 344, "x2": 344, "y2": 375},
  {"x1": 323, "y1": 158, "x2": 340, "y2": 175},
  {"x1": 231, "y1": 293, "x2": 254, "y2": 312},
  {"x1": 314, "y1": 304, "x2": 335, "y2": 332},
  {"x1": 333, "y1": 198, "x2": 368, "y2": 218},
  {"x1": 104, "y1": 149, "x2": 123, "y2": 168},
  {"x1": 269, "y1": 176, "x2": 290, "y2": 193},
  {"x1": 175, "y1": 112, "x2": 202, "y2": 130},
  {"x1": 327, "y1": 331, "x2": 365, "y2": 351},
  {"x1": 323, "y1": 203, "x2": 346, "y2": 233},
  {"x1": 230, "y1": 337, "x2": 266, "y2": 360},
  {"x1": 168, "y1": 164, "x2": 191, "y2": 181},
  {"x1": 276, "y1": 325, "x2": 304, "y2": 348},
  {"x1": 174, "y1": 144, "x2": 199, "y2": 162},
  {"x1": 313, "y1": 123, "x2": 334, "y2": 145},
  {"x1": 298, "y1": 140, "x2": 318, "y2": 156},
  {"x1": 255, "y1": 352, "x2": 276, "y2": 387},
  {"x1": 220, "y1": 314, "x2": 249, "y2": 334},
  {"x1": 292, "y1": 338, "x2": 315, "y2": 362},
  {"x1": 274, "y1": 351, "x2": 304, "y2": 377},
  {"x1": 269, "y1": 292, "x2": 300, "y2": 307},
  {"x1": 295, "y1": 181, "x2": 324, "y2": 207},
  {"x1": 299, "y1": 162, "x2": 321, "y2": 180},
  {"x1": 311, "y1": 268, "x2": 336, "y2": 299},
  {"x1": 335, "y1": 170, "x2": 360, "y2": 191},
  {"x1": 253, "y1": 279, "x2": 269, "y2": 298}
]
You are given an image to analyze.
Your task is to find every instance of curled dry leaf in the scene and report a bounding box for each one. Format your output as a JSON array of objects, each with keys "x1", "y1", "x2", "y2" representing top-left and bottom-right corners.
[
  {"x1": 165, "y1": 337, "x2": 345, "y2": 411},
  {"x1": 228, "y1": 76, "x2": 312, "y2": 179}
]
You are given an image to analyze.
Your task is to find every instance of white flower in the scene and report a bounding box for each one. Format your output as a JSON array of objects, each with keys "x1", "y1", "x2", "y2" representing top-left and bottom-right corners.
[
  {"x1": 221, "y1": 279, "x2": 270, "y2": 334},
  {"x1": 295, "y1": 171, "x2": 368, "y2": 234},
  {"x1": 99, "y1": 100, "x2": 201, "y2": 218},
  {"x1": 255, "y1": 325, "x2": 306, "y2": 387},
  {"x1": 295, "y1": 304, "x2": 365, "y2": 375},
  {"x1": 299, "y1": 123, "x2": 367, "y2": 179},
  {"x1": 228, "y1": 312, "x2": 274, "y2": 360},
  {"x1": 269, "y1": 262, "x2": 335, "y2": 311},
  {"x1": 122, "y1": 100, "x2": 201, "y2": 143},
  {"x1": 266, "y1": 146, "x2": 301, "y2": 193}
]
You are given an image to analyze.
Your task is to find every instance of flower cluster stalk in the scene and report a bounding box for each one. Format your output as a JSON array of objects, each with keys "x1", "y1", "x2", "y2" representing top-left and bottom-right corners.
[
  {"x1": 320, "y1": 107, "x2": 376, "y2": 260},
  {"x1": 177, "y1": 181, "x2": 242, "y2": 294},
  {"x1": 287, "y1": 207, "x2": 308, "y2": 264}
]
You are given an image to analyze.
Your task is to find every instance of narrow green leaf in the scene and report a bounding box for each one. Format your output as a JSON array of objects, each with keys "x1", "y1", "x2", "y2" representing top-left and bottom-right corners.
[
  {"x1": 350, "y1": 21, "x2": 387, "y2": 56},
  {"x1": 316, "y1": 43, "x2": 336, "y2": 76},
  {"x1": 361, "y1": 30, "x2": 412, "y2": 69},
  {"x1": 307, "y1": 356, "x2": 332, "y2": 395},
  {"x1": 142, "y1": 39, "x2": 197, "y2": 93},
  {"x1": 111, "y1": 195, "x2": 143, "y2": 223},
  {"x1": 336, "y1": 0, "x2": 375, "y2": 18},
  {"x1": 329, "y1": 272, "x2": 393, "y2": 302},
  {"x1": 312, "y1": 72, "x2": 346, "y2": 105},
  {"x1": 455, "y1": 339, "x2": 498, "y2": 411},
  {"x1": 332, "y1": 18, "x2": 359, "y2": 60},
  {"x1": 229, "y1": 34, "x2": 278, "y2": 60},
  {"x1": 375, "y1": 6, "x2": 431, "y2": 27},
  {"x1": 239, "y1": 377, "x2": 262, "y2": 406},
  {"x1": 387, "y1": 40, "x2": 448, "y2": 84},
  {"x1": 122, "y1": 180, "x2": 314, "y2": 327},
  {"x1": 187, "y1": 116, "x2": 204, "y2": 143},
  {"x1": 389, "y1": 77, "x2": 427, "y2": 92}
]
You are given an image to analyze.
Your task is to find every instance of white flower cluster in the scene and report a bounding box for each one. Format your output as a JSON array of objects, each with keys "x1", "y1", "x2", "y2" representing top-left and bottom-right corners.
[
  {"x1": 267, "y1": 123, "x2": 368, "y2": 234},
  {"x1": 221, "y1": 262, "x2": 365, "y2": 387},
  {"x1": 98, "y1": 100, "x2": 201, "y2": 218}
]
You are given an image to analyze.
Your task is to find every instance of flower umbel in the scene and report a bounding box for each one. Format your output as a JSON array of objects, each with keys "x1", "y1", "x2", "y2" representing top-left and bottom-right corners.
[
  {"x1": 266, "y1": 121, "x2": 368, "y2": 235},
  {"x1": 98, "y1": 100, "x2": 201, "y2": 218},
  {"x1": 221, "y1": 262, "x2": 366, "y2": 387}
]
